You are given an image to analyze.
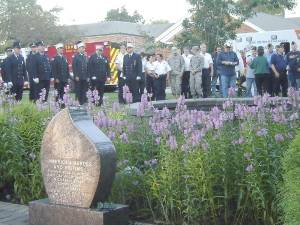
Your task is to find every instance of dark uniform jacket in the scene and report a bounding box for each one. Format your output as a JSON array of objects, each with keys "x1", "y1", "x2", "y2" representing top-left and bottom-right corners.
[
  {"x1": 88, "y1": 53, "x2": 110, "y2": 82},
  {"x1": 1, "y1": 58, "x2": 10, "y2": 82},
  {"x1": 72, "y1": 53, "x2": 88, "y2": 80},
  {"x1": 123, "y1": 53, "x2": 142, "y2": 81},
  {"x1": 26, "y1": 52, "x2": 39, "y2": 81},
  {"x1": 6, "y1": 54, "x2": 27, "y2": 85},
  {"x1": 52, "y1": 54, "x2": 70, "y2": 82},
  {"x1": 37, "y1": 53, "x2": 52, "y2": 81}
]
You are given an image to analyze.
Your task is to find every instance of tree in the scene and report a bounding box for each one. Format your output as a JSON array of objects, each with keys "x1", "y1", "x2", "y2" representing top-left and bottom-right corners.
[
  {"x1": 0, "y1": 0, "x2": 79, "y2": 49},
  {"x1": 105, "y1": 6, "x2": 145, "y2": 24},
  {"x1": 176, "y1": 0, "x2": 296, "y2": 51}
]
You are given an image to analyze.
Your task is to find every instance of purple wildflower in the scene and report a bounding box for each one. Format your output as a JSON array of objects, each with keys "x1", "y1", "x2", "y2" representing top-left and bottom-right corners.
[
  {"x1": 108, "y1": 131, "x2": 116, "y2": 141},
  {"x1": 246, "y1": 164, "x2": 254, "y2": 172},
  {"x1": 256, "y1": 128, "x2": 268, "y2": 137},
  {"x1": 167, "y1": 135, "x2": 178, "y2": 150},
  {"x1": 274, "y1": 133, "x2": 284, "y2": 143},
  {"x1": 155, "y1": 137, "x2": 161, "y2": 145},
  {"x1": 120, "y1": 132, "x2": 129, "y2": 143},
  {"x1": 244, "y1": 152, "x2": 252, "y2": 160}
]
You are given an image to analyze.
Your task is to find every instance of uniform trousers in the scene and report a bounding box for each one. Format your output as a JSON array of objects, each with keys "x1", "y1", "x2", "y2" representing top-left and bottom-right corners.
[
  {"x1": 29, "y1": 80, "x2": 38, "y2": 101},
  {"x1": 126, "y1": 78, "x2": 140, "y2": 103},
  {"x1": 170, "y1": 73, "x2": 182, "y2": 96},
  {"x1": 181, "y1": 71, "x2": 191, "y2": 98},
  {"x1": 117, "y1": 72, "x2": 126, "y2": 104},
  {"x1": 54, "y1": 81, "x2": 67, "y2": 102},
  {"x1": 190, "y1": 72, "x2": 202, "y2": 98},
  {"x1": 11, "y1": 83, "x2": 24, "y2": 101},
  {"x1": 146, "y1": 75, "x2": 155, "y2": 100},
  {"x1": 202, "y1": 69, "x2": 211, "y2": 98},
  {"x1": 138, "y1": 72, "x2": 145, "y2": 96},
  {"x1": 91, "y1": 80, "x2": 105, "y2": 105},
  {"x1": 38, "y1": 80, "x2": 50, "y2": 101},
  {"x1": 153, "y1": 75, "x2": 167, "y2": 101},
  {"x1": 75, "y1": 79, "x2": 88, "y2": 105}
]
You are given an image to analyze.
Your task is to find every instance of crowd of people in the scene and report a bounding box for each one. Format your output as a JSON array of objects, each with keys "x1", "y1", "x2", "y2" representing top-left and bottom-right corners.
[{"x1": 1, "y1": 40, "x2": 300, "y2": 105}]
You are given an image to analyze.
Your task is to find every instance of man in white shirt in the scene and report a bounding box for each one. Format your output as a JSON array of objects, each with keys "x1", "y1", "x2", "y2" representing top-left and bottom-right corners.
[
  {"x1": 153, "y1": 54, "x2": 171, "y2": 100},
  {"x1": 200, "y1": 43, "x2": 213, "y2": 98},
  {"x1": 182, "y1": 47, "x2": 193, "y2": 98},
  {"x1": 115, "y1": 44, "x2": 126, "y2": 104}
]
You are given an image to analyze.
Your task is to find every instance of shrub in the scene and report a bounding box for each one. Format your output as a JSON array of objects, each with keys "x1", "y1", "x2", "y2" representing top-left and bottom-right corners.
[
  {"x1": 98, "y1": 92, "x2": 300, "y2": 225},
  {"x1": 281, "y1": 132, "x2": 300, "y2": 225},
  {"x1": 0, "y1": 102, "x2": 49, "y2": 203}
]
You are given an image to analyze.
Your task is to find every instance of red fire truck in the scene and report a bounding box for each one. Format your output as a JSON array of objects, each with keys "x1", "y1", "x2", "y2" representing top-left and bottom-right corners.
[{"x1": 47, "y1": 41, "x2": 120, "y2": 90}]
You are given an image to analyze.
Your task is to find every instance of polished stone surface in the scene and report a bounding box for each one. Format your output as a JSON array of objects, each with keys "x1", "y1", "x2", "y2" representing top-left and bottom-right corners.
[
  {"x1": 29, "y1": 199, "x2": 129, "y2": 225},
  {"x1": 128, "y1": 97, "x2": 289, "y2": 115},
  {"x1": 41, "y1": 107, "x2": 116, "y2": 208}
]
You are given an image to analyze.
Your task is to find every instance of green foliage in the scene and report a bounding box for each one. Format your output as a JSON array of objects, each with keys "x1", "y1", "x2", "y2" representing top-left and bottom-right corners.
[
  {"x1": 107, "y1": 99, "x2": 299, "y2": 225},
  {"x1": 105, "y1": 6, "x2": 145, "y2": 24},
  {"x1": 0, "y1": 0, "x2": 79, "y2": 47},
  {"x1": 176, "y1": 0, "x2": 296, "y2": 51},
  {"x1": 0, "y1": 102, "x2": 49, "y2": 203},
  {"x1": 281, "y1": 132, "x2": 300, "y2": 225}
]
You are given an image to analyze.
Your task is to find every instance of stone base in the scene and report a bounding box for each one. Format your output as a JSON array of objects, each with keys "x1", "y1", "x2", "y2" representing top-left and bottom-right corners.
[{"x1": 29, "y1": 199, "x2": 129, "y2": 225}]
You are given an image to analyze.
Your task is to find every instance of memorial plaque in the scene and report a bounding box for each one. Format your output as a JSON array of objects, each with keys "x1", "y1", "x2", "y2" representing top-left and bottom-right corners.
[{"x1": 41, "y1": 107, "x2": 117, "y2": 208}]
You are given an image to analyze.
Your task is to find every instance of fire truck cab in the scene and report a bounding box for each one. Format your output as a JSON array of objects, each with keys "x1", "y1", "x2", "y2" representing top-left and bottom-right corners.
[{"x1": 47, "y1": 41, "x2": 120, "y2": 91}]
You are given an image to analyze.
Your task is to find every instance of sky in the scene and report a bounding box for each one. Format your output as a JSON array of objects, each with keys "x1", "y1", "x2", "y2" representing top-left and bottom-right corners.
[
  {"x1": 37, "y1": 0, "x2": 300, "y2": 25},
  {"x1": 37, "y1": 0, "x2": 191, "y2": 25}
]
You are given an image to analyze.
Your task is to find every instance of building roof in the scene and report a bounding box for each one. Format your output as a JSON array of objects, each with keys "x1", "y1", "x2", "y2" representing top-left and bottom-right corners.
[
  {"x1": 72, "y1": 21, "x2": 174, "y2": 38},
  {"x1": 247, "y1": 12, "x2": 300, "y2": 31}
]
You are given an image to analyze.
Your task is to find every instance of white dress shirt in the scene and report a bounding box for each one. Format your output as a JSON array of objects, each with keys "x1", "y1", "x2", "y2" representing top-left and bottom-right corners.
[
  {"x1": 115, "y1": 52, "x2": 125, "y2": 70},
  {"x1": 182, "y1": 54, "x2": 193, "y2": 71},
  {"x1": 201, "y1": 52, "x2": 213, "y2": 69},
  {"x1": 154, "y1": 60, "x2": 171, "y2": 76}
]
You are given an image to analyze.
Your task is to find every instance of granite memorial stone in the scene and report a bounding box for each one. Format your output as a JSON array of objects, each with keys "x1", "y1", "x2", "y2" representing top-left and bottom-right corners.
[{"x1": 29, "y1": 107, "x2": 129, "y2": 225}]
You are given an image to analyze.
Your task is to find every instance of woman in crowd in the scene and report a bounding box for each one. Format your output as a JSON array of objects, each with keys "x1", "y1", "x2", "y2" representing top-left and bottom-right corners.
[
  {"x1": 245, "y1": 46, "x2": 257, "y2": 97},
  {"x1": 153, "y1": 54, "x2": 171, "y2": 101},
  {"x1": 145, "y1": 54, "x2": 156, "y2": 100},
  {"x1": 250, "y1": 46, "x2": 272, "y2": 95}
]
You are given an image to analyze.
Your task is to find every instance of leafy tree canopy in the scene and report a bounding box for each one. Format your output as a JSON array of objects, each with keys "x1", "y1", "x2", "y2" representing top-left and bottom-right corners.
[{"x1": 105, "y1": 6, "x2": 145, "y2": 24}]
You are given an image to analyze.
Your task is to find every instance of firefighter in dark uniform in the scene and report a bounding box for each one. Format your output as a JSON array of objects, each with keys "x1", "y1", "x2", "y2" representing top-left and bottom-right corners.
[
  {"x1": 36, "y1": 41, "x2": 52, "y2": 101},
  {"x1": 72, "y1": 41, "x2": 88, "y2": 105},
  {"x1": 123, "y1": 43, "x2": 143, "y2": 103},
  {"x1": 52, "y1": 43, "x2": 70, "y2": 102},
  {"x1": 6, "y1": 41, "x2": 28, "y2": 101},
  {"x1": 1, "y1": 47, "x2": 14, "y2": 91},
  {"x1": 88, "y1": 44, "x2": 110, "y2": 105},
  {"x1": 26, "y1": 42, "x2": 39, "y2": 101}
]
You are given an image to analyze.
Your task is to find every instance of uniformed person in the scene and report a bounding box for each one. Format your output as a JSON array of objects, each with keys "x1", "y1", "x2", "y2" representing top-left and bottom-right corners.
[
  {"x1": 182, "y1": 47, "x2": 193, "y2": 98},
  {"x1": 1, "y1": 47, "x2": 14, "y2": 91},
  {"x1": 88, "y1": 44, "x2": 110, "y2": 105},
  {"x1": 52, "y1": 43, "x2": 70, "y2": 103},
  {"x1": 36, "y1": 41, "x2": 52, "y2": 101},
  {"x1": 123, "y1": 43, "x2": 143, "y2": 103},
  {"x1": 6, "y1": 41, "x2": 28, "y2": 101},
  {"x1": 26, "y1": 42, "x2": 39, "y2": 101},
  {"x1": 115, "y1": 44, "x2": 127, "y2": 104},
  {"x1": 72, "y1": 41, "x2": 88, "y2": 105},
  {"x1": 190, "y1": 46, "x2": 205, "y2": 98},
  {"x1": 168, "y1": 47, "x2": 185, "y2": 97}
]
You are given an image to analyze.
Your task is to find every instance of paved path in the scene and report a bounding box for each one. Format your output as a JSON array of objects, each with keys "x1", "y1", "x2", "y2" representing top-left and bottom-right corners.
[
  {"x1": 0, "y1": 202, "x2": 28, "y2": 225},
  {"x1": 0, "y1": 201, "x2": 154, "y2": 225}
]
